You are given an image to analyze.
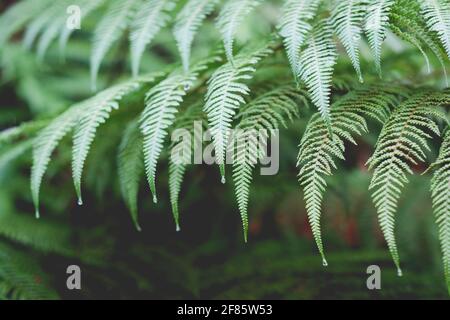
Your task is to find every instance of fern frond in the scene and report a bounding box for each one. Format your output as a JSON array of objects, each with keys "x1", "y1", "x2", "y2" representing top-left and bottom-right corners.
[
  {"x1": 0, "y1": 0, "x2": 51, "y2": 50},
  {"x1": 140, "y1": 68, "x2": 204, "y2": 203},
  {"x1": 91, "y1": 0, "x2": 139, "y2": 91},
  {"x1": 233, "y1": 85, "x2": 303, "y2": 242},
  {"x1": 118, "y1": 121, "x2": 144, "y2": 231},
  {"x1": 367, "y1": 91, "x2": 450, "y2": 275},
  {"x1": 297, "y1": 87, "x2": 398, "y2": 265},
  {"x1": 130, "y1": 0, "x2": 176, "y2": 77},
  {"x1": 429, "y1": 129, "x2": 450, "y2": 294},
  {"x1": 72, "y1": 73, "x2": 161, "y2": 206},
  {"x1": 216, "y1": 0, "x2": 263, "y2": 63},
  {"x1": 168, "y1": 102, "x2": 205, "y2": 230},
  {"x1": 174, "y1": 0, "x2": 218, "y2": 73},
  {"x1": 204, "y1": 43, "x2": 273, "y2": 181},
  {"x1": 277, "y1": 0, "x2": 321, "y2": 79},
  {"x1": 332, "y1": 0, "x2": 366, "y2": 82},
  {"x1": 298, "y1": 22, "x2": 337, "y2": 124},
  {"x1": 59, "y1": 0, "x2": 106, "y2": 57},
  {"x1": 364, "y1": 0, "x2": 394, "y2": 76},
  {"x1": 421, "y1": 0, "x2": 450, "y2": 59},
  {"x1": 391, "y1": 0, "x2": 449, "y2": 85},
  {"x1": 31, "y1": 104, "x2": 86, "y2": 218}
]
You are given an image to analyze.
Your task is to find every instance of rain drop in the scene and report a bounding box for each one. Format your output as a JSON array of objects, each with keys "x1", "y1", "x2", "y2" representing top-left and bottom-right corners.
[
  {"x1": 184, "y1": 83, "x2": 190, "y2": 91},
  {"x1": 221, "y1": 176, "x2": 226, "y2": 184},
  {"x1": 77, "y1": 198, "x2": 83, "y2": 206},
  {"x1": 153, "y1": 195, "x2": 158, "y2": 204},
  {"x1": 322, "y1": 258, "x2": 328, "y2": 267},
  {"x1": 35, "y1": 210, "x2": 40, "y2": 219},
  {"x1": 397, "y1": 268, "x2": 403, "y2": 277},
  {"x1": 176, "y1": 225, "x2": 181, "y2": 232}
]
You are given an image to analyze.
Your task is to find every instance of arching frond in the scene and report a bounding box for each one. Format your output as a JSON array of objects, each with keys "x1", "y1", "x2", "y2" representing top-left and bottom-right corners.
[
  {"x1": 216, "y1": 0, "x2": 263, "y2": 63},
  {"x1": 297, "y1": 87, "x2": 399, "y2": 265},
  {"x1": 168, "y1": 102, "x2": 205, "y2": 230},
  {"x1": 233, "y1": 85, "x2": 303, "y2": 242},
  {"x1": 421, "y1": 0, "x2": 450, "y2": 59},
  {"x1": 173, "y1": 0, "x2": 218, "y2": 73},
  {"x1": 90, "y1": 0, "x2": 139, "y2": 91},
  {"x1": 367, "y1": 91, "x2": 450, "y2": 275},
  {"x1": 332, "y1": 0, "x2": 366, "y2": 82},
  {"x1": 72, "y1": 74, "x2": 161, "y2": 206},
  {"x1": 31, "y1": 104, "x2": 85, "y2": 218},
  {"x1": 140, "y1": 62, "x2": 211, "y2": 203},
  {"x1": 59, "y1": 0, "x2": 106, "y2": 57},
  {"x1": 390, "y1": 0, "x2": 449, "y2": 85},
  {"x1": 429, "y1": 129, "x2": 450, "y2": 294},
  {"x1": 364, "y1": 0, "x2": 394, "y2": 76},
  {"x1": 204, "y1": 44, "x2": 273, "y2": 181},
  {"x1": 130, "y1": 0, "x2": 176, "y2": 77},
  {"x1": 298, "y1": 23, "x2": 337, "y2": 124},
  {"x1": 277, "y1": 0, "x2": 321, "y2": 79},
  {"x1": 118, "y1": 121, "x2": 144, "y2": 231}
]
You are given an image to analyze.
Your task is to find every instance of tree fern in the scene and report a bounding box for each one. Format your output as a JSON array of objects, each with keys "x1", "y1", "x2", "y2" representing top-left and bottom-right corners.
[
  {"x1": 173, "y1": 0, "x2": 218, "y2": 73},
  {"x1": 91, "y1": 0, "x2": 139, "y2": 91},
  {"x1": 216, "y1": 0, "x2": 263, "y2": 63},
  {"x1": 298, "y1": 23, "x2": 337, "y2": 125},
  {"x1": 297, "y1": 87, "x2": 398, "y2": 265},
  {"x1": 429, "y1": 129, "x2": 450, "y2": 294},
  {"x1": 421, "y1": 0, "x2": 450, "y2": 59},
  {"x1": 130, "y1": 0, "x2": 176, "y2": 77},
  {"x1": 367, "y1": 91, "x2": 450, "y2": 275},
  {"x1": 233, "y1": 85, "x2": 303, "y2": 241},
  {"x1": 72, "y1": 74, "x2": 161, "y2": 206},
  {"x1": 204, "y1": 43, "x2": 273, "y2": 181},
  {"x1": 364, "y1": 0, "x2": 394, "y2": 76},
  {"x1": 332, "y1": 0, "x2": 366, "y2": 82},
  {"x1": 118, "y1": 121, "x2": 144, "y2": 231},
  {"x1": 277, "y1": 0, "x2": 321, "y2": 79}
]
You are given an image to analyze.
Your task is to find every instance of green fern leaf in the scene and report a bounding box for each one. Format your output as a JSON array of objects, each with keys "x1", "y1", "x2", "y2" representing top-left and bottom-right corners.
[
  {"x1": 233, "y1": 85, "x2": 302, "y2": 242},
  {"x1": 130, "y1": 0, "x2": 176, "y2": 77},
  {"x1": 216, "y1": 0, "x2": 263, "y2": 63},
  {"x1": 297, "y1": 86, "x2": 398, "y2": 265},
  {"x1": 429, "y1": 129, "x2": 450, "y2": 294},
  {"x1": 277, "y1": 0, "x2": 321, "y2": 79},
  {"x1": 204, "y1": 43, "x2": 273, "y2": 181},
  {"x1": 332, "y1": 0, "x2": 366, "y2": 82},
  {"x1": 31, "y1": 104, "x2": 85, "y2": 218},
  {"x1": 173, "y1": 0, "x2": 218, "y2": 73},
  {"x1": 421, "y1": 0, "x2": 450, "y2": 59},
  {"x1": 367, "y1": 91, "x2": 449, "y2": 275},
  {"x1": 298, "y1": 22, "x2": 337, "y2": 124},
  {"x1": 91, "y1": 0, "x2": 139, "y2": 91},
  {"x1": 118, "y1": 121, "x2": 144, "y2": 231},
  {"x1": 364, "y1": 0, "x2": 394, "y2": 76},
  {"x1": 72, "y1": 74, "x2": 161, "y2": 206}
]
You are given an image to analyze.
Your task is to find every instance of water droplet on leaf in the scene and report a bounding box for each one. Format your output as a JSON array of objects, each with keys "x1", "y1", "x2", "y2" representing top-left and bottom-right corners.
[
  {"x1": 153, "y1": 195, "x2": 158, "y2": 204},
  {"x1": 322, "y1": 258, "x2": 328, "y2": 267},
  {"x1": 77, "y1": 198, "x2": 83, "y2": 206},
  {"x1": 221, "y1": 176, "x2": 226, "y2": 184}
]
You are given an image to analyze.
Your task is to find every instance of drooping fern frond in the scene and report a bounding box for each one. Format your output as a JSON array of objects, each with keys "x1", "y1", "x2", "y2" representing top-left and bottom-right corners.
[
  {"x1": 140, "y1": 61, "x2": 213, "y2": 203},
  {"x1": 59, "y1": 0, "x2": 106, "y2": 57},
  {"x1": 367, "y1": 91, "x2": 450, "y2": 275},
  {"x1": 421, "y1": 0, "x2": 450, "y2": 59},
  {"x1": 232, "y1": 85, "x2": 303, "y2": 242},
  {"x1": 216, "y1": 0, "x2": 263, "y2": 63},
  {"x1": 429, "y1": 129, "x2": 450, "y2": 294},
  {"x1": 0, "y1": 0, "x2": 51, "y2": 52},
  {"x1": 390, "y1": 0, "x2": 449, "y2": 85},
  {"x1": 277, "y1": 0, "x2": 321, "y2": 79},
  {"x1": 130, "y1": 0, "x2": 176, "y2": 77},
  {"x1": 31, "y1": 104, "x2": 86, "y2": 218},
  {"x1": 91, "y1": 0, "x2": 139, "y2": 91},
  {"x1": 72, "y1": 73, "x2": 161, "y2": 206},
  {"x1": 204, "y1": 43, "x2": 273, "y2": 181},
  {"x1": 118, "y1": 121, "x2": 144, "y2": 231},
  {"x1": 297, "y1": 87, "x2": 399, "y2": 266},
  {"x1": 364, "y1": 0, "x2": 394, "y2": 76},
  {"x1": 173, "y1": 0, "x2": 218, "y2": 73},
  {"x1": 168, "y1": 102, "x2": 206, "y2": 230},
  {"x1": 298, "y1": 22, "x2": 337, "y2": 125},
  {"x1": 332, "y1": 0, "x2": 366, "y2": 82}
]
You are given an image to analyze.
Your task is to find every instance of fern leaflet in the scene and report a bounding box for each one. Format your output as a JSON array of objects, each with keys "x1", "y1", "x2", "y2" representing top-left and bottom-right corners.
[{"x1": 421, "y1": 0, "x2": 450, "y2": 59}]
